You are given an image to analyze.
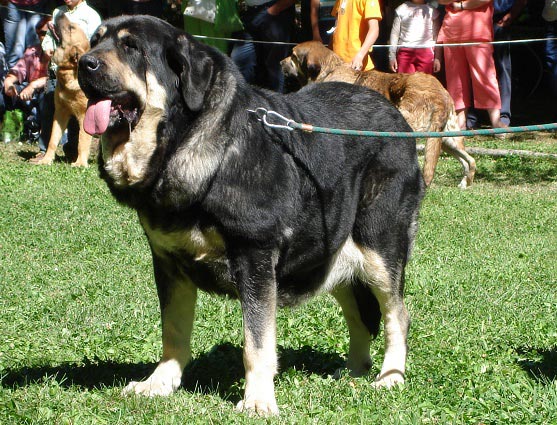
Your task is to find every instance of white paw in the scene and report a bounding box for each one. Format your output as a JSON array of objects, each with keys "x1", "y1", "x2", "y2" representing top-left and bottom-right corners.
[
  {"x1": 372, "y1": 370, "x2": 405, "y2": 389},
  {"x1": 236, "y1": 397, "x2": 279, "y2": 416},
  {"x1": 122, "y1": 376, "x2": 179, "y2": 397},
  {"x1": 458, "y1": 178, "x2": 469, "y2": 189}
]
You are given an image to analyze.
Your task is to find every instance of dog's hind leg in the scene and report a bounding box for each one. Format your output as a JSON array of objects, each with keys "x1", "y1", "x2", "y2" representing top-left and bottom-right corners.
[
  {"x1": 331, "y1": 284, "x2": 380, "y2": 377},
  {"x1": 123, "y1": 254, "x2": 197, "y2": 397},
  {"x1": 359, "y1": 248, "x2": 409, "y2": 388},
  {"x1": 422, "y1": 137, "x2": 442, "y2": 187},
  {"x1": 442, "y1": 106, "x2": 476, "y2": 188},
  {"x1": 441, "y1": 135, "x2": 476, "y2": 189}
]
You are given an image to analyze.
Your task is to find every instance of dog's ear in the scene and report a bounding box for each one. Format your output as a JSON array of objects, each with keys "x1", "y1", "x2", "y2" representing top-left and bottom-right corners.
[
  {"x1": 307, "y1": 63, "x2": 321, "y2": 81},
  {"x1": 304, "y1": 49, "x2": 322, "y2": 81},
  {"x1": 167, "y1": 34, "x2": 213, "y2": 112}
]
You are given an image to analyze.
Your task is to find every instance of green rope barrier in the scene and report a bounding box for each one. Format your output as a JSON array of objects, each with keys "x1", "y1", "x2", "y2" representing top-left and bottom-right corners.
[{"x1": 248, "y1": 108, "x2": 557, "y2": 138}]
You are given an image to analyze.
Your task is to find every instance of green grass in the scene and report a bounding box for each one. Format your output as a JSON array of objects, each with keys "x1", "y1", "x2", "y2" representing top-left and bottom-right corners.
[{"x1": 1, "y1": 134, "x2": 556, "y2": 424}]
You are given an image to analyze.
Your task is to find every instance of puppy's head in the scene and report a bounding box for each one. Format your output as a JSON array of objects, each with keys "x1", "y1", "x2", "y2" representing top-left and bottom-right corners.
[
  {"x1": 280, "y1": 41, "x2": 336, "y2": 87},
  {"x1": 52, "y1": 14, "x2": 90, "y2": 69}
]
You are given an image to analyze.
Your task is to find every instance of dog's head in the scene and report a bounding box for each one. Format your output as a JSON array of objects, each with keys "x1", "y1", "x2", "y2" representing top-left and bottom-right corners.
[
  {"x1": 280, "y1": 41, "x2": 342, "y2": 87},
  {"x1": 52, "y1": 14, "x2": 90, "y2": 69},
  {"x1": 79, "y1": 15, "x2": 215, "y2": 137},
  {"x1": 78, "y1": 15, "x2": 224, "y2": 188}
]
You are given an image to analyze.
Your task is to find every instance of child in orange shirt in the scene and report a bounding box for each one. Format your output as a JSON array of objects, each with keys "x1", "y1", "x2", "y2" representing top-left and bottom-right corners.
[{"x1": 331, "y1": 0, "x2": 382, "y2": 71}]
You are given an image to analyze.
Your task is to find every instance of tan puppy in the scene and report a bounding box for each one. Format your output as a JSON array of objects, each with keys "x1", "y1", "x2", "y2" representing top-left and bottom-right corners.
[
  {"x1": 33, "y1": 14, "x2": 92, "y2": 167},
  {"x1": 281, "y1": 41, "x2": 476, "y2": 188}
]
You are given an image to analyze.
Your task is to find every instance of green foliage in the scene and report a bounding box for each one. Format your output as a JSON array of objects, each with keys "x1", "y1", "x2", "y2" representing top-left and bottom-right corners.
[
  {"x1": 1, "y1": 136, "x2": 556, "y2": 423},
  {"x1": 2, "y1": 110, "x2": 24, "y2": 142}
]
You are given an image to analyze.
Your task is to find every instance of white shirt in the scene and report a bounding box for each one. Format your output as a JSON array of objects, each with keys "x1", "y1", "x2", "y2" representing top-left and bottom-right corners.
[
  {"x1": 389, "y1": 2, "x2": 440, "y2": 61},
  {"x1": 42, "y1": 1, "x2": 102, "y2": 54}
]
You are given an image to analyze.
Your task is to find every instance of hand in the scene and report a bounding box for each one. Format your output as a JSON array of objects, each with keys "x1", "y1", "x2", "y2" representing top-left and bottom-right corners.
[
  {"x1": 4, "y1": 83, "x2": 17, "y2": 98},
  {"x1": 496, "y1": 13, "x2": 512, "y2": 28},
  {"x1": 433, "y1": 58, "x2": 441, "y2": 73},
  {"x1": 351, "y1": 53, "x2": 365, "y2": 71},
  {"x1": 19, "y1": 85, "x2": 34, "y2": 101},
  {"x1": 44, "y1": 49, "x2": 54, "y2": 61},
  {"x1": 389, "y1": 58, "x2": 398, "y2": 73}
]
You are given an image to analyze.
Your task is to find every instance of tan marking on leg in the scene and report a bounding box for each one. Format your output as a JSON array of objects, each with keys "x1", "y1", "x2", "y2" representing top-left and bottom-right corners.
[
  {"x1": 359, "y1": 248, "x2": 409, "y2": 388},
  {"x1": 237, "y1": 324, "x2": 279, "y2": 416},
  {"x1": 332, "y1": 286, "x2": 372, "y2": 377},
  {"x1": 123, "y1": 279, "x2": 197, "y2": 397}
]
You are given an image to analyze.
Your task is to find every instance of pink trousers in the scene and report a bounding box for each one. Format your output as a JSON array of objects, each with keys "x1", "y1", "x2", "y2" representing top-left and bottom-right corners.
[
  {"x1": 443, "y1": 43, "x2": 501, "y2": 111},
  {"x1": 396, "y1": 47, "x2": 434, "y2": 74}
]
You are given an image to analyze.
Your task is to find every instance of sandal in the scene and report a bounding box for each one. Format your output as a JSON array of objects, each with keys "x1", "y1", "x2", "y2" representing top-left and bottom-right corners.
[{"x1": 28, "y1": 151, "x2": 46, "y2": 163}]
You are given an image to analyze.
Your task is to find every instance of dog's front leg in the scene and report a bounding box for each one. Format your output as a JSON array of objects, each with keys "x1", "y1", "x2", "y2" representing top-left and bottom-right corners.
[
  {"x1": 123, "y1": 255, "x2": 197, "y2": 397},
  {"x1": 232, "y1": 250, "x2": 279, "y2": 416}
]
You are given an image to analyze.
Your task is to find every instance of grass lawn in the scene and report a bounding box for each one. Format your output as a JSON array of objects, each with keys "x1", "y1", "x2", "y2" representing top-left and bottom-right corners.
[{"x1": 1, "y1": 132, "x2": 556, "y2": 424}]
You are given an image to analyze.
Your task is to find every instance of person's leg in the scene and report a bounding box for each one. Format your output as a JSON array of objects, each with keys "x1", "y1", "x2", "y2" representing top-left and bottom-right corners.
[
  {"x1": 255, "y1": 4, "x2": 295, "y2": 91},
  {"x1": 443, "y1": 44, "x2": 471, "y2": 128},
  {"x1": 493, "y1": 24, "x2": 511, "y2": 125},
  {"x1": 545, "y1": 21, "x2": 557, "y2": 100},
  {"x1": 230, "y1": 31, "x2": 257, "y2": 84},
  {"x1": 3, "y1": 3, "x2": 23, "y2": 68},
  {"x1": 24, "y1": 13, "x2": 41, "y2": 51},
  {"x1": 466, "y1": 44, "x2": 503, "y2": 128},
  {"x1": 396, "y1": 48, "x2": 416, "y2": 74},
  {"x1": 38, "y1": 77, "x2": 56, "y2": 153},
  {"x1": 413, "y1": 47, "x2": 434, "y2": 74}
]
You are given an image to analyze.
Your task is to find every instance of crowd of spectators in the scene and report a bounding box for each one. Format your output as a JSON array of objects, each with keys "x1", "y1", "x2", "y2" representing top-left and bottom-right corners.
[{"x1": 0, "y1": 0, "x2": 555, "y2": 158}]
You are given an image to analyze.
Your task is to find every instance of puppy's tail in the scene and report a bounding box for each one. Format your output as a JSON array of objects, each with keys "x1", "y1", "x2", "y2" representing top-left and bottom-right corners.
[{"x1": 352, "y1": 283, "x2": 382, "y2": 338}]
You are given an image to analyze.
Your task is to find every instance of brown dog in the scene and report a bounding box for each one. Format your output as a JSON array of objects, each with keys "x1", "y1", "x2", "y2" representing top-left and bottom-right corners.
[
  {"x1": 281, "y1": 41, "x2": 476, "y2": 188},
  {"x1": 32, "y1": 14, "x2": 92, "y2": 167}
]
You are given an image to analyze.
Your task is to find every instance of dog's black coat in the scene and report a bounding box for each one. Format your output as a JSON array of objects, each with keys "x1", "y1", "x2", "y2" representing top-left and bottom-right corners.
[{"x1": 78, "y1": 15, "x2": 424, "y2": 413}]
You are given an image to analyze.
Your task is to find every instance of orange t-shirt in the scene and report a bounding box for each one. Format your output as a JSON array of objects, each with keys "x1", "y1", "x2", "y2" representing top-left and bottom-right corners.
[{"x1": 331, "y1": 0, "x2": 382, "y2": 71}]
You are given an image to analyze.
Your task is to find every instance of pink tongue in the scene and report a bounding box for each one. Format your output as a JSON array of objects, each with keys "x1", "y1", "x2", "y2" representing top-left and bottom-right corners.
[{"x1": 84, "y1": 99, "x2": 112, "y2": 135}]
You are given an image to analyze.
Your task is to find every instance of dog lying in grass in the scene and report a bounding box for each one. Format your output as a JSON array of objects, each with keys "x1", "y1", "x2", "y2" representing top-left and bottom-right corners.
[{"x1": 281, "y1": 41, "x2": 476, "y2": 189}]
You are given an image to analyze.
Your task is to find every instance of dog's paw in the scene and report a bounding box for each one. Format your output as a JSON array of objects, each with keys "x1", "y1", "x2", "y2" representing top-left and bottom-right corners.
[
  {"x1": 70, "y1": 160, "x2": 89, "y2": 168},
  {"x1": 236, "y1": 397, "x2": 279, "y2": 416},
  {"x1": 122, "y1": 377, "x2": 178, "y2": 397},
  {"x1": 29, "y1": 155, "x2": 54, "y2": 165},
  {"x1": 372, "y1": 370, "x2": 405, "y2": 389},
  {"x1": 458, "y1": 178, "x2": 470, "y2": 189}
]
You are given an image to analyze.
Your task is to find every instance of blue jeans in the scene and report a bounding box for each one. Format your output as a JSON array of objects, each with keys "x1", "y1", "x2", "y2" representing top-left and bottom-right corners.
[
  {"x1": 231, "y1": 2, "x2": 295, "y2": 92},
  {"x1": 1, "y1": 1, "x2": 47, "y2": 69},
  {"x1": 545, "y1": 21, "x2": 557, "y2": 102},
  {"x1": 467, "y1": 22, "x2": 511, "y2": 128}
]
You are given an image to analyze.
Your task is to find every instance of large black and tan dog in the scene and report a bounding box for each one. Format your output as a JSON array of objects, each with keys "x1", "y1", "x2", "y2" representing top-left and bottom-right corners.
[{"x1": 78, "y1": 16, "x2": 424, "y2": 415}]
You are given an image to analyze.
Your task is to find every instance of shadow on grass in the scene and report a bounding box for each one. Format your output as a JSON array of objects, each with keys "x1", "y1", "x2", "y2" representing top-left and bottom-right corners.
[
  {"x1": 516, "y1": 346, "x2": 557, "y2": 382},
  {"x1": 0, "y1": 343, "x2": 343, "y2": 403},
  {"x1": 475, "y1": 155, "x2": 557, "y2": 185}
]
